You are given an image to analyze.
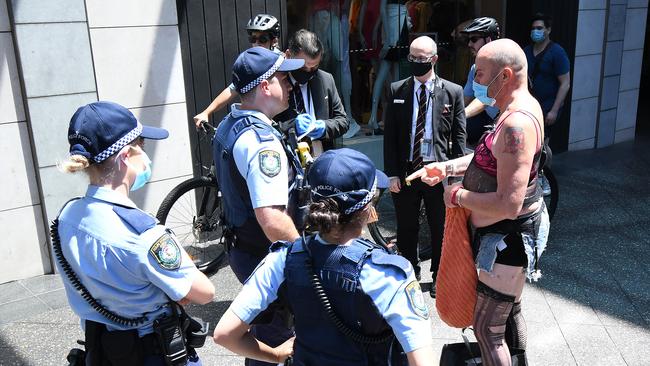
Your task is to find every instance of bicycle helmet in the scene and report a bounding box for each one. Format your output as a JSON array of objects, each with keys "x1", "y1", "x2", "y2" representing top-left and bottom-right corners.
[
  {"x1": 461, "y1": 17, "x2": 500, "y2": 39},
  {"x1": 246, "y1": 14, "x2": 280, "y2": 38}
]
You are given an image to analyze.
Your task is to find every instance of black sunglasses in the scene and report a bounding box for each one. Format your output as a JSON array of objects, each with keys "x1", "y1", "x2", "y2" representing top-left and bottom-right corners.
[
  {"x1": 249, "y1": 34, "x2": 271, "y2": 44},
  {"x1": 468, "y1": 36, "x2": 485, "y2": 44}
]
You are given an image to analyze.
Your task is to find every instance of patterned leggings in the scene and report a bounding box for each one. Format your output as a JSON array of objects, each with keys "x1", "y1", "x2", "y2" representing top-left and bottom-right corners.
[{"x1": 473, "y1": 281, "x2": 515, "y2": 366}]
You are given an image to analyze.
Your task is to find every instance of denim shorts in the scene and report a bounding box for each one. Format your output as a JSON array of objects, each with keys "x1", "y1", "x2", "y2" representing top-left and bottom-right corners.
[{"x1": 474, "y1": 203, "x2": 550, "y2": 281}]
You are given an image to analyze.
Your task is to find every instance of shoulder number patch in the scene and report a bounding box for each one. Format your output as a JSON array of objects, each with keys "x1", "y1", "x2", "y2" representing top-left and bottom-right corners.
[
  {"x1": 259, "y1": 150, "x2": 281, "y2": 177},
  {"x1": 149, "y1": 233, "x2": 181, "y2": 270},
  {"x1": 405, "y1": 281, "x2": 429, "y2": 319}
]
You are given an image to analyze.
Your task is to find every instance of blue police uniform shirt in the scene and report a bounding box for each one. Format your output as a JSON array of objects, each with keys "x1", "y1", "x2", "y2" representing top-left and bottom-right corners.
[
  {"x1": 228, "y1": 235, "x2": 433, "y2": 353},
  {"x1": 464, "y1": 64, "x2": 500, "y2": 119},
  {"x1": 524, "y1": 43, "x2": 570, "y2": 114},
  {"x1": 230, "y1": 103, "x2": 289, "y2": 208},
  {"x1": 56, "y1": 185, "x2": 199, "y2": 336}
]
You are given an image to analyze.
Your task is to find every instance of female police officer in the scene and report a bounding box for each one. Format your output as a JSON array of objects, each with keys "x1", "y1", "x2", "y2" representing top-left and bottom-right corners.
[
  {"x1": 213, "y1": 148, "x2": 434, "y2": 365},
  {"x1": 56, "y1": 101, "x2": 215, "y2": 365}
]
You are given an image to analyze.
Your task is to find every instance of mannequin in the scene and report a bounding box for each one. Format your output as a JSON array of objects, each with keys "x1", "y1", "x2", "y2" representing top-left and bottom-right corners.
[
  {"x1": 310, "y1": 0, "x2": 362, "y2": 138},
  {"x1": 366, "y1": 0, "x2": 411, "y2": 135}
]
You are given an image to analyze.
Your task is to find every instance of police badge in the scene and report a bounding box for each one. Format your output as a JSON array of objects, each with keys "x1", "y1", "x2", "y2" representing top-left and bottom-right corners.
[
  {"x1": 259, "y1": 150, "x2": 281, "y2": 177},
  {"x1": 150, "y1": 233, "x2": 182, "y2": 270},
  {"x1": 405, "y1": 280, "x2": 429, "y2": 319}
]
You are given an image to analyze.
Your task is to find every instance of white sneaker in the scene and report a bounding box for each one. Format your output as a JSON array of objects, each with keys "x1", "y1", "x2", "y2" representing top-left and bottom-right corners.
[{"x1": 343, "y1": 119, "x2": 361, "y2": 138}]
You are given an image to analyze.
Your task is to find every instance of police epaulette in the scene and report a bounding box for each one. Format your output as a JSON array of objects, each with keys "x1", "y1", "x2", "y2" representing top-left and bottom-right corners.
[
  {"x1": 269, "y1": 240, "x2": 292, "y2": 253},
  {"x1": 370, "y1": 250, "x2": 411, "y2": 277},
  {"x1": 113, "y1": 205, "x2": 157, "y2": 234},
  {"x1": 357, "y1": 237, "x2": 391, "y2": 253},
  {"x1": 252, "y1": 126, "x2": 275, "y2": 142}
]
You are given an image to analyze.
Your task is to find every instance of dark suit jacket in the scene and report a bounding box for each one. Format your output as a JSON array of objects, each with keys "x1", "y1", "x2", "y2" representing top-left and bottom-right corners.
[
  {"x1": 274, "y1": 69, "x2": 349, "y2": 150},
  {"x1": 383, "y1": 76, "x2": 466, "y2": 179}
]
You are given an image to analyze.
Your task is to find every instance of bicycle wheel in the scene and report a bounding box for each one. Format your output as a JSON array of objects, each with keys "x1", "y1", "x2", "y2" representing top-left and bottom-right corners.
[
  {"x1": 367, "y1": 189, "x2": 432, "y2": 261},
  {"x1": 541, "y1": 167, "x2": 558, "y2": 221},
  {"x1": 156, "y1": 176, "x2": 225, "y2": 274}
]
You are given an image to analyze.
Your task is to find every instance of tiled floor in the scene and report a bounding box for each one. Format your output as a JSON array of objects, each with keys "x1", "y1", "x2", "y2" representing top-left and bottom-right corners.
[
  {"x1": 0, "y1": 275, "x2": 67, "y2": 325},
  {"x1": 1, "y1": 136, "x2": 650, "y2": 365}
]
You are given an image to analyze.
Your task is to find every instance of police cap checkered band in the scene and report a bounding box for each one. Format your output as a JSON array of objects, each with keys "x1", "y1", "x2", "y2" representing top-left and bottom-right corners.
[
  {"x1": 67, "y1": 101, "x2": 168, "y2": 163},
  {"x1": 344, "y1": 178, "x2": 377, "y2": 215},
  {"x1": 93, "y1": 123, "x2": 142, "y2": 163},
  {"x1": 239, "y1": 54, "x2": 285, "y2": 94},
  {"x1": 231, "y1": 47, "x2": 304, "y2": 95},
  {"x1": 308, "y1": 148, "x2": 388, "y2": 216},
  {"x1": 310, "y1": 178, "x2": 377, "y2": 215}
]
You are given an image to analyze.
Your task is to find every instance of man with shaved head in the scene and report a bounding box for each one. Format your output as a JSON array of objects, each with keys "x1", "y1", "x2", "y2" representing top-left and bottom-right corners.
[
  {"x1": 408, "y1": 38, "x2": 550, "y2": 365},
  {"x1": 383, "y1": 35, "x2": 466, "y2": 295}
]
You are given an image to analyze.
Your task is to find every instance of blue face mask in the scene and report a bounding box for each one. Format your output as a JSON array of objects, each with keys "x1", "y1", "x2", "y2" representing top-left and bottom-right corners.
[
  {"x1": 531, "y1": 29, "x2": 545, "y2": 43},
  {"x1": 472, "y1": 71, "x2": 503, "y2": 106},
  {"x1": 124, "y1": 150, "x2": 152, "y2": 191}
]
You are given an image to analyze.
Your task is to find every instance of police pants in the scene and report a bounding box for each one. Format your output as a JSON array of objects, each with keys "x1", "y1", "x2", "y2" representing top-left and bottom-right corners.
[
  {"x1": 141, "y1": 352, "x2": 201, "y2": 366},
  {"x1": 228, "y1": 246, "x2": 295, "y2": 366},
  {"x1": 85, "y1": 347, "x2": 201, "y2": 366}
]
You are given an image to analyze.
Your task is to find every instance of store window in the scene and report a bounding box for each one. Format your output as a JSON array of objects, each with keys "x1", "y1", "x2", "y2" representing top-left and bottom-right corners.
[{"x1": 285, "y1": 0, "x2": 504, "y2": 139}]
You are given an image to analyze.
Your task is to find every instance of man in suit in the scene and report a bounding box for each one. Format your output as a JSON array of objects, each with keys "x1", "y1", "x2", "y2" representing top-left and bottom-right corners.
[
  {"x1": 383, "y1": 36, "x2": 466, "y2": 296},
  {"x1": 274, "y1": 29, "x2": 349, "y2": 154}
]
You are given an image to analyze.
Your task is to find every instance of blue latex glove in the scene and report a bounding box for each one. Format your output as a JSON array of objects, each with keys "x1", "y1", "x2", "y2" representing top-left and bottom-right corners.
[{"x1": 295, "y1": 113, "x2": 325, "y2": 139}]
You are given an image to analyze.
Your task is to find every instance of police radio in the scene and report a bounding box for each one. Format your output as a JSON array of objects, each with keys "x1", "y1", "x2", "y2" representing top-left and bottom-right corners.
[{"x1": 153, "y1": 303, "x2": 210, "y2": 366}]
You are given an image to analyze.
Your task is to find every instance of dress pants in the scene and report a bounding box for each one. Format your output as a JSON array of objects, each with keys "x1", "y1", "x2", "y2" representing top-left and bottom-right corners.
[{"x1": 391, "y1": 179, "x2": 445, "y2": 277}]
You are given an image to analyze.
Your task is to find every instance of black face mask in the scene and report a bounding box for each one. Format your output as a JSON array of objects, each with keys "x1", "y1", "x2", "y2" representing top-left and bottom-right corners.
[
  {"x1": 409, "y1": 61, "x2": 432, "y2": 77},
  {"x1": 292, "y1": 68, "x2": 317, "y2": 85}
]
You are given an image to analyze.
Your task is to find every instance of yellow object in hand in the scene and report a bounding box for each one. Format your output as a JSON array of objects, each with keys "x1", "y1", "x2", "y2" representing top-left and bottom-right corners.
[{"x1": 297, "y1": 142, "x2": 313, "y2": 167}]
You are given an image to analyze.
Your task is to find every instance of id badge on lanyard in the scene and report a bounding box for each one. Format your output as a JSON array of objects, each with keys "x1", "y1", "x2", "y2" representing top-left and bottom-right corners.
[{"x1": 421, "y1": 138, "x2": 433, "y2": 158}]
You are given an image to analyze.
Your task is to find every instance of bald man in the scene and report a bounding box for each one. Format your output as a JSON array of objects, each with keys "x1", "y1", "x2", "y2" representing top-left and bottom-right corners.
[
  {"x1": 383, "y1": 36, "x2": 466, "y2": 291},
  {"x1": 408, "y1": 39, "x2": 550, "y2": 365}
]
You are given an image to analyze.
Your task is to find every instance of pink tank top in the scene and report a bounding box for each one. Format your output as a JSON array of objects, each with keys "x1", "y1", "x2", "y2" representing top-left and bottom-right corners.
[{"x1": 473, "y1": 110, "x2": 542, "y2": 180}]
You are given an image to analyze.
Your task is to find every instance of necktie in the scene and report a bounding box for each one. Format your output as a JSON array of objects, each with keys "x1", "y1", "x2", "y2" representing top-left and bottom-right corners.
[
  {"x1": 290, "y1": 81, "x2": 306, "y2": 115},
  {"x1": 412, "y1": 84, "x2": 427, "y2": 170}
]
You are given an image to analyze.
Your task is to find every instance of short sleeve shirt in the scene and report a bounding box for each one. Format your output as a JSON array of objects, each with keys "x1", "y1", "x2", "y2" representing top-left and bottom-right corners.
[
  {"x1": 56, "y1": 186, "x2": 199, "y2": 336},
  {"x1": 230, "y1": 104, "x2": 289, "y2": 208},
  {"x1": 464, "y1": 64, "x2": 500, "y2": 119},
  {"x1": 524, "y1": 43, "x2": 570, "y2": 113},
  {"x1": 228, "y1": 235, "x2": 433, "y2": 353}
]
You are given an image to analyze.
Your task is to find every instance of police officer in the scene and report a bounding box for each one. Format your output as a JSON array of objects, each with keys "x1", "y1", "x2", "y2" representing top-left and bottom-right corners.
[
  {"x1": 56, "y1": 101, "x2": 215, "y2": 365},
  {"x1": 213, "y1": 148, "x2": 435, "y2": 366},
  {"x1": 212, "y1": 47, "x2": 305, "y2": 366}
]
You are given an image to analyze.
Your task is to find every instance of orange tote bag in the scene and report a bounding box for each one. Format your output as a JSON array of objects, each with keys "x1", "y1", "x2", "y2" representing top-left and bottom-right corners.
[{"x1": 435, "y1": 207, "x2": 477, "y2": 328}]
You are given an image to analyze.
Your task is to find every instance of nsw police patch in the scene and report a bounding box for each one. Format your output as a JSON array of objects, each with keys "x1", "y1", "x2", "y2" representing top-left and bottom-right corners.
[
  {"x1": 259, "y1": 150, "x2": 281, "y2": 177},
  {"x1": 405, "y1": 281, "x2": 429, "y2": 319},
  {"x1": 150, "y1": 234, "x2": 181, "y2": 270}
]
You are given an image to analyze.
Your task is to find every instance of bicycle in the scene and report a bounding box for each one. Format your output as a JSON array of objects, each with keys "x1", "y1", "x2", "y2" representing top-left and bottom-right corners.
[
  {"x1": 367, "y1": 165, "x2": 558, "y2": 258},
  {"x1": 156, "y1": 122, "x2": 225, "y2": 274},
  {"x1": 156, "y1": 121, "x2": 314, "y2": 274}
]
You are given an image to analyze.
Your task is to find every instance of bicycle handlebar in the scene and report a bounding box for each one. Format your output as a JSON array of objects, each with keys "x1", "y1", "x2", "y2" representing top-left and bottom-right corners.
[{"x1": 198, "y1": 120, "x2": 216, "y2": 133}]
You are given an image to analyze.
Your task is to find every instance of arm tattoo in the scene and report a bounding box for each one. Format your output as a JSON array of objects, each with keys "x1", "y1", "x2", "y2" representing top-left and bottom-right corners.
[{"x1": 503, "y1": 127, "x2": 525, "y2": 154}]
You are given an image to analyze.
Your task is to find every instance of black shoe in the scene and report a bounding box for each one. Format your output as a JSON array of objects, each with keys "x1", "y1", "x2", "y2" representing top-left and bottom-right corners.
[
  {"x1": 429, "y1": 284, "x2": 436, "y2": 298},
  {"x1": 429, "y1": 272, "x2": 437, "y2": 298}
]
